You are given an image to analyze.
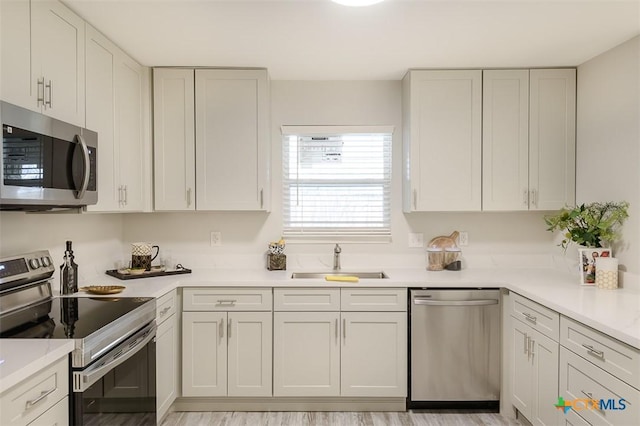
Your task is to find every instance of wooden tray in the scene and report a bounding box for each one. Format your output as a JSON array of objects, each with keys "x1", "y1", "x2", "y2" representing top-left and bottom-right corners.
[{"x1": 106, "y1": 267, "x2": 192, "y2": 280}]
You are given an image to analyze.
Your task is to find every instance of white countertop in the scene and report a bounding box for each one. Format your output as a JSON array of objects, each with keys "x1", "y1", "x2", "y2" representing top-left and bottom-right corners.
[
  {"x1": 2, "y1": 265, "x2": 639, "y2": 395},
  {"x1": 0, "y1": 339, "x2": 74, "y2": 394}
]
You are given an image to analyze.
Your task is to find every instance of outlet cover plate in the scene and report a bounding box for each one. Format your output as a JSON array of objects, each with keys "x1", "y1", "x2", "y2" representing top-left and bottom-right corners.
[
  {"x1": 408, "y1": 232, "x2": 424, "y2": 248},
  {"x1": 210, "y1": 231, "x2": 222, "y2": 247},
  {"x1": 458, "y1": 231, "x2": 469, "y2": 246}
]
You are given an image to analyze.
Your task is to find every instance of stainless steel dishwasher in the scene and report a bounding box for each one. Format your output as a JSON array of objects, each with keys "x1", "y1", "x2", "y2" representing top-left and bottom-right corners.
[{"x1": 409, "y1": 289, "x2": 501, "y2": 409}]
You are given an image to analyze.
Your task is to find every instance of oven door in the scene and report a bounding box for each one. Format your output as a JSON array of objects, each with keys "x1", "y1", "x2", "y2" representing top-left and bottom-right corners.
[{"x1": 71, "y1": 322, "x2": 156, "y2": 425}]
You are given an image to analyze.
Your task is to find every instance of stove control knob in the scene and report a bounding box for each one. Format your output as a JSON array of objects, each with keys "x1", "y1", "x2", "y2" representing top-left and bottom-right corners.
[
  {"x1": 41, "y1": 256, "x2": 51, "y2": 267},
  {"x1": 29, "y1": 258, "x2": 41, "y2": 269}
]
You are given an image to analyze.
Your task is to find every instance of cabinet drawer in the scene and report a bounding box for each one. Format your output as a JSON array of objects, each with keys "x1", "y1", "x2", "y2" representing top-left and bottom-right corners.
[
  {"x1": 29, "y1": 395, "x2": 68, "y2": 426},
  {"x1": 0, "y1": 356, "x2": 68, "y2": 426},
  {"x1": 274, "y1": 288, "x2": 340, "y2": 311},
  {"x1": 183, "y1": 288, "x2": 272, "y2": 311},
  {"x1": 561, "y1": 316, "x2": 639, "y2": 390},
  {"x1": 510, "y1": 292, "x2": 559, "y2": 340},
  {"x1": 156, "y1": 290, "x2": 177, "y2": 324},
  {"x1": 341, "y1": 288, "x2": 407, "y2": 312},
  {"x1": 560, "y1": 347, "x2": 640, "y2": 426}
]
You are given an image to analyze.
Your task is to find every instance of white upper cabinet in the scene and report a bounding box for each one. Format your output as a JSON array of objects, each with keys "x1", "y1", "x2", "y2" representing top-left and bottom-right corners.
[
  {"x1": 2, "y1": 0, "x2": 85, "y2": 126},
  {"x1": 85, "y1": 25, "x2": 149, "y2": 213},
  {"x1": 1, "y1": 0, "x2": 33, "y2": 110},
  {"x1": 484, "y1": 69, "x2": 576, "y2": 211},
  {"x1": 529, "y1": 69, "x2": 576, "y2": 210},
  {"x1": 482, "y1": 70, "x2": 530, "y2": 211},
  {"x1": 153, "y1": 68, "x2": 196, "y2": 211},
  {"x1": 403, "y1": 70, "x2": 482, "y2": 212},
  {"x1": 195, "y1": 69, "x2": 270, "y2": 211},
  {"x1": 32, "y1": 0, "x2": 86, "y2": 126}
]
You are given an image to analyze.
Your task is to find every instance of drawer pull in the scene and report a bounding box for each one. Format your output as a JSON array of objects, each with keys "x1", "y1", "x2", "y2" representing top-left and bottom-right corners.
[
  {"x1": 523, "y1": 333, "x2": 528, "y2": 354},
  {"x1": 523, "y1": 312, "x2": 537, "y2": 324},
  {"x1": 159, "y1": 306, "x2": 171, "y2": 317},
  {"x1": 25, "y1": 388, "x2": 56, "y2": 409},
  {"x1": 582, "y1": 344, "x2": 605, "y2": 359},
  {"x1": 217, "y1": 299, "x2": 236, "y2": 306}
]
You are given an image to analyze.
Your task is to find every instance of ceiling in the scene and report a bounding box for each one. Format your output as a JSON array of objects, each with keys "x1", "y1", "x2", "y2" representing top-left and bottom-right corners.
[{"x1": 64, "y1": 0, "x2": 640, "y2": 80}]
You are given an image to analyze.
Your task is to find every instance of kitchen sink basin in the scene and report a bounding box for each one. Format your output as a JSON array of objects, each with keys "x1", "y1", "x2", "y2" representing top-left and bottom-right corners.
[{"x1": 290, "y1": 271, "x2": 388, "y2": 279}]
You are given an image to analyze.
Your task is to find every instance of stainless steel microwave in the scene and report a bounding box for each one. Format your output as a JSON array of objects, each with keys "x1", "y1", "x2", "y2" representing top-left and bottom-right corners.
[{"x1": 0, "y1": 101, "x2": 97, "y2": 211}]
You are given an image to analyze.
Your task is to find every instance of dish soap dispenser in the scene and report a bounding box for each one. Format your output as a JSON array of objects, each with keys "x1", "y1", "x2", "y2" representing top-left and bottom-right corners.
[{"x1": 60, "y1": 240, "x2": 78, "y2": 295}]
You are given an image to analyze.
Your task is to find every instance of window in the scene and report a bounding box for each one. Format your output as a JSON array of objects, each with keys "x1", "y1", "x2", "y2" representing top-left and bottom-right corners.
[{"x1": 282, "y1": 126, "x2": 393, "y2": 241}]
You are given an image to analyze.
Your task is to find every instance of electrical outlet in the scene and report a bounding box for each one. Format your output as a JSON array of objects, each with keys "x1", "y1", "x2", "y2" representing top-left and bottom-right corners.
[
  {"x1": 458, "y1": 231, "x2": 469, "y2": 246},
  {"x1": 408, "y1": 232, "x2": 424, "y2": 248},
  {"x1": 210, "y1": 231, "x2": 222, "y2": 247}
]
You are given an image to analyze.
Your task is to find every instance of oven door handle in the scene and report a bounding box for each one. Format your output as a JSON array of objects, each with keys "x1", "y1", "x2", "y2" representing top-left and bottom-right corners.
[
  {"x1": 413, "y1": 299, "x2": 498, "y2": 306},
  {"x1": 73, "y1": 322, "x2": 156, "y2": 392}
]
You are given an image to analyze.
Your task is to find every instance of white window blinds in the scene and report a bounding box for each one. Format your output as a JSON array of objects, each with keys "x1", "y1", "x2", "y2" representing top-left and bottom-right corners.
[{"x1": 282, "y1": 126, "x2": 392, "y2": 240}]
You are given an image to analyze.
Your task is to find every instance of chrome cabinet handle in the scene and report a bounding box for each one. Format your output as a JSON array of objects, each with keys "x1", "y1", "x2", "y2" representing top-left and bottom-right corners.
[
  {"x1": 220, "y1": 318, "x2": 224, "y2": 339},
  {"x1": 415, "y1": 299, "x2": 498, "y2": 306},
  {"x1": 530, "y1": 339, "x2": 535, "y2": 360},
  {"x1": 260, "y1": 188, "x2": 264, "y2": 209},
  {"x1": 228, "y1": 318, "x2": 232, "y2": 338},
  {"x1": 187, "y1": 188, "x2": 192, "y2": 207},
  {"x1": 526, "y1": 335, "x2": 530, "y2": 360},
  {"x1": 45, "y1": 80, "x2": 52, "y2": 108},
  {"x1": 123, "y1": 185, "x2": 128, "y2": 205},
  {"x1": 523, "y1": 312, "x2": 537, "y2": 324},
  {"x1": 530, "y1": 189, "x2": 538, "y2": 207},
  {"x1": 37, "y1": 78, "x2": 45, "y2": 107},
  {"x1": 524, "y1": 333, "x2": 528, "y2": 355},
  {"x1": 582, "y1": 344, "x2": 605, "y2": 359},
  {"x1": 159, "y1": 306, "x2": 171, "y2": 317},
  {"x1": 216, "y1": 299, "x2": 236, "y2": 306},
  {"x1": 25, "y1": 388, "x2": 56, "y2": 409}
]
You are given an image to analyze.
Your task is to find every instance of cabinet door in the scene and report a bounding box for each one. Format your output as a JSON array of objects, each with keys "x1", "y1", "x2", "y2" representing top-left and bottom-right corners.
[
  {"x1": 31, "y1": 0, "x2": 85, "y2": 126},
  {"x1": 341, "y1": 312, "x2": 407, "y2": 397},
  {"x1": 182, "y1": 311, "x2": 227, "y2": 396},
  {"x1": 85, "y1": 25, "x2": 119, "y2": 212},
  {"x1": 156, "y1": 313, "x2": 178, "y2": 421},
  {"x1": 103, "y1": 346, "x2": 149, "y2": 398},
  {"x1": 510, "y1": 319, "x2": 533, "y2": 419},
  {"x1": 0, "y1": 0, "x2": 35, "y2": 111},
  {"x1": 273, "y1": 312, "x2": 340, "y2": 397},
  {"x1": 195, "y1": 69, "x2": 269, "y2": 211},
  {"x1": 227, "y1": 312, "x2": 272, "y2": 397},
  {"x1": 529, "y1": 69, "x2": 576, "y2": 210},
  {"x1": 530, "y1": 329, "x2": 560, "y2": 426},
  {"x1": 153, "y1": 68, "x2": 196, "y2": 211},
  {"x1": 482, "y1": 70, "x2": 530, "y2": 211},
  {"x1": 116, "y1": 54, "x2": 146, "y2": 211},
  {"x1": 404, "y1": 70, "x2": 482, "y2": 211}
]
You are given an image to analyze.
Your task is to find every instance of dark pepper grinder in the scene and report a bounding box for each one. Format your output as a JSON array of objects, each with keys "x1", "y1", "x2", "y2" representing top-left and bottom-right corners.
[{"x1": 60, "y1": 240, "x2": 78, "y2": 295}]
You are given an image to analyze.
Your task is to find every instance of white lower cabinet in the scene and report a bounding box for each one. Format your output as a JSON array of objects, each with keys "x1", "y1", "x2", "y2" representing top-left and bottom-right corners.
[
  {"x1": 510, "y1": 317, "x2": 560, "y2": 425},
  {"x1": 272, "y1": 288, "x2": 407, "y2": 399},
  {"x1": 156, "y1": 289, "x2": 179, "y2": 421},
  {"x1": 340, "y1": 312, "x2": 407, "y2": 397},
  {"x1": 273, "y1": 311, "x2": 341, "y2": 397},
  {"x1": 0, "y1": 356, "x2": 68, "y2": 426},
  {"x1": 182, "y1": 311, "x2": 272, "y2": 397}
]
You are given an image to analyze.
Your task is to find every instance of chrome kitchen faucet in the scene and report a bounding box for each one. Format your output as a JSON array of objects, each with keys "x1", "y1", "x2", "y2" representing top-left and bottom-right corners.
[{"x1": 333, "y1": 244, "x2": 341, "y2": 271}]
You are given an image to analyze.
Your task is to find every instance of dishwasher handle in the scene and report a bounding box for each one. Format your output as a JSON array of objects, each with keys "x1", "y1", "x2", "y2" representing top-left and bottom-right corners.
[{"x1": 413, "y1": 298, "x2": 499, "y2": 306}]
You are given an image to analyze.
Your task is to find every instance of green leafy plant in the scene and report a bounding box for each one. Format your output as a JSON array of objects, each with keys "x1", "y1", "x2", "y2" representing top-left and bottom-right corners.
[{"x1": 545, "y1": 201, "x2": 629, "y2": 249}]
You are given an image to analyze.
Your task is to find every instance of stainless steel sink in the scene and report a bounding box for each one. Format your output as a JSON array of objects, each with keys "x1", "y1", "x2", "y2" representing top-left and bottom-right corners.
[{"x1": 290, "y1": 271, "x2": 388, "y2": 279}]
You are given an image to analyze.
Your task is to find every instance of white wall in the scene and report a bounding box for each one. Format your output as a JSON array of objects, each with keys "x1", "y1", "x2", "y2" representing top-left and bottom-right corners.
[
  {"x1": 0, "y1": 212, "x2": 124, "y2": 287},
  {"x1": 576, "y1": 35, "x2": 640, "y2": 275},
  {"x1": 122, "y1": 80, "x2": 555, "y2": 270}
]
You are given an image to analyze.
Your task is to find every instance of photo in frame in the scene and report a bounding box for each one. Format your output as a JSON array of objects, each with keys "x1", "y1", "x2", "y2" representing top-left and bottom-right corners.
[{"x1": 578, "y1": 248, "x2": 612, "y2": 285}]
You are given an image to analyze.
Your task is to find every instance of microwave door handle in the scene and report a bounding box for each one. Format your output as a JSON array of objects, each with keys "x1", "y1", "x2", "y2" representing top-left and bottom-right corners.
[
  {"x1": 74, "y1": 134, "x2": 90, "y2": 199},
  {"x1": 72, "y1": 323, "x2": 156, "y2": 392}
]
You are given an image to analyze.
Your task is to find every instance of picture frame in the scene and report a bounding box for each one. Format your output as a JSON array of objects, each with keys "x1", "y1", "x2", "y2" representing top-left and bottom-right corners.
[{"x1": 578, "y1": 248, "x2": 612, "y2": 285}]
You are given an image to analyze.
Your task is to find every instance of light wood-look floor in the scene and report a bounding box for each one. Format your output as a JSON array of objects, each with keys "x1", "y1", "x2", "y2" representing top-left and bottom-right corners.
[{"x1": 161, "y1": 411, "x2": 523, "y2": 426}]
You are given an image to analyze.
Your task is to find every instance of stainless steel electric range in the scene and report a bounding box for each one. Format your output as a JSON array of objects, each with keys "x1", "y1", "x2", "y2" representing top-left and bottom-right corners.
[{"x1": 0, "y1": 250, "x2": 157, "y2": 425}]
